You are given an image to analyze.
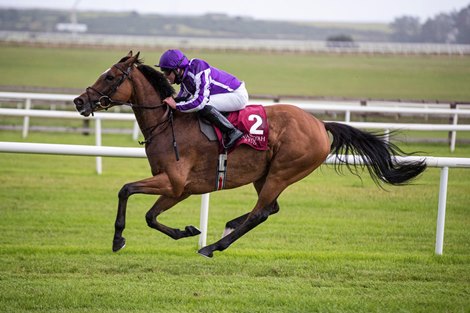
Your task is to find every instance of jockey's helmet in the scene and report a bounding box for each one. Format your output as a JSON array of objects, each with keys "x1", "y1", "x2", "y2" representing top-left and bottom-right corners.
[{"x1": 156, "y1": 49, "x2": 189, "y2": 71}]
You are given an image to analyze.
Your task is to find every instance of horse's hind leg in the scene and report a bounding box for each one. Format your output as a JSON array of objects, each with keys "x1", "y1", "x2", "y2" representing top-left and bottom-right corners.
[
  {"x1": 198, "y1": 144, "x2": 324, "y2": 257},
  {"x1": 222, "y1": 178, "x2": 280, "y2": 237},
  {"x1": 199, "y1": 198, "x2": 279, "y2": 258},
  {"x1": 222, "y1": 202, "x2": 279, "y2": 237},
  {"x1": 198, "y1": 178, "x2": 285, "y2": 258},
  {"x1": 145, "y1": 195, "x2": 201, "y2": 240}
]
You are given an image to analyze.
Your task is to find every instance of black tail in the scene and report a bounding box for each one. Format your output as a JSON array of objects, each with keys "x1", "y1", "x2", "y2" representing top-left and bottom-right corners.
[{"x1": 324, "y1": 122, "x2": 426, "y2": 186}]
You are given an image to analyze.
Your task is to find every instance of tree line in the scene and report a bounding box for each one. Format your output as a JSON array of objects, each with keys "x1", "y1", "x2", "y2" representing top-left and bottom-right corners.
[
  {"x1": 0, "y1": 9, "x2": 388, "y2": 42},
  {"x1": 390, "y1": 4, "x2": 470, "y2": 43},
  {"x1": 1, "y1": 5, "x2": 469, "y2": 44}
]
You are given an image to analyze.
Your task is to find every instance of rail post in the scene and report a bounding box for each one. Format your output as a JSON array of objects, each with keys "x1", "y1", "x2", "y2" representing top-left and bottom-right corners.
[
  {"x1": 199, "y1": 193, "x2": 210, "y2": 248},
  {"x1": 344, "y1": 110, "x2": 351, "y2": 123},
  {"x1": 132, "y1": 121, "x2": 140, "y2": 141},
  {"x1": 22, "y1": 98, "x2": 31, "y2": 138},
  {"x1": 95, "y1": 118, "x2": 102, "y2": 175},
  {"x1": 450, "y1": 113, "x2": 458, "y2": 153},
  {"x1": 435, "y1": 166, "x2": 449, "y2": 255}
]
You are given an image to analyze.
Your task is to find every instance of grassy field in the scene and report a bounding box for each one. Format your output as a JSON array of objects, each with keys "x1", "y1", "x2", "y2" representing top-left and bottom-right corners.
[
  {"x1": 1, "y1": 45, "x2": 470, "y2": 101},
  {"x1": 0, "y1": 130, "x2": 469, "y2": 312},
  {"x1": 0, "y1": 45, "x2": 470, "y2": 312}
]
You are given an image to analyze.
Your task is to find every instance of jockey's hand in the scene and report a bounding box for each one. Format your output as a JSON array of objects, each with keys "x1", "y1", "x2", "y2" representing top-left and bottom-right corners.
[{"x1": 163, "y1": 97, "x2": 177, "y2": 109}]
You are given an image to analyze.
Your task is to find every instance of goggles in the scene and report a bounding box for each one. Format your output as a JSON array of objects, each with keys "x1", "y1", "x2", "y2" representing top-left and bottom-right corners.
[{"x1": 161, "y1": 67, "x2": 173, "y2": 76}]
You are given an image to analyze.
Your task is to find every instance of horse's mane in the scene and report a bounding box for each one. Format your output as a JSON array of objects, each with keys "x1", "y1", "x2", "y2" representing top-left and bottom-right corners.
[
  {"x1": 118, "y1": 56, "x2": 175, "y2": 99},
  {"x1": 137, "y1": 64, "x2": 175, "y2": 99}
]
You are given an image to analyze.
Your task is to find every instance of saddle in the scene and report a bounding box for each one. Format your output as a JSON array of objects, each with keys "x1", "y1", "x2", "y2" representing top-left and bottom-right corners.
[
  {"x1": 198, "y1": 105, "x2": 269, "y2": 153},
  {"x1": 198, "y1": 104, "x2": 269, "y2": 190}
]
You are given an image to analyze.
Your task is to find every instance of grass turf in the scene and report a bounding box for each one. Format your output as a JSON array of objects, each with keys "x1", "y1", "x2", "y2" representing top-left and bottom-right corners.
[
  {"x1": 1, "y1": 46, "x2": 470, "y2": 101},
  {"x1": 0, "y1": 45, "x2": 469, "y2": 312},
  {"x1": 0, "y1": 131, "x2": 469, "y2": 312}
]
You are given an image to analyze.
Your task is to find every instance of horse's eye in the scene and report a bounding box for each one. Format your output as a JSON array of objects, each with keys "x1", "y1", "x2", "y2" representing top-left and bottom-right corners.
[{"x1": 105, "y1": 75, "x2": 114, "y2": 81}]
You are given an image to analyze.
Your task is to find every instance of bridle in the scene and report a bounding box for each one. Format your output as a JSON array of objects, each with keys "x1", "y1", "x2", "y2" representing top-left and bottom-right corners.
[
  {"x1": 85, "y1": 64, "x2": 132, "y2": 112},
  {"x1": 85, "y1": 64, "x2": 166, "y2": 113},
  {"x1": 85, "y1": 62, "x2": 179, "y2": 160}
]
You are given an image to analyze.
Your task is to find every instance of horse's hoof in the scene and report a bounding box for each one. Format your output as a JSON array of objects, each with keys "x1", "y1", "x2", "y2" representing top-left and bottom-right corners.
[
  {"x1": 185, "y1": 225, "x2": 201, "y2": 237},
  {"x1": 112, "y1": 237, "x2": 126, "y2": 252},
  {"x1": 197, "y1": 246, "x2": 214, "y2": 258}
]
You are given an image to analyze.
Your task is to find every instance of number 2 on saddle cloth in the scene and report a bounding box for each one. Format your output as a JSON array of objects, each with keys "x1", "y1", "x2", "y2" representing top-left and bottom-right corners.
[
  {"x1": 213, "y1": 105, "x2": 269, "y2": 190},
  {"x1": 213, "y1": 105, "x2": 269, "y2": 154}
]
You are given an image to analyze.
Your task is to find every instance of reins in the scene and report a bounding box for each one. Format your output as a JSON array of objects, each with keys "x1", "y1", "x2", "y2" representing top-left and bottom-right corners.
[
  {"x1": 138, "y1": 105, "x2": 170, "y2": 144},
  {"x1": 138, "y1": 107, "x2": 180, "y2": 161}
]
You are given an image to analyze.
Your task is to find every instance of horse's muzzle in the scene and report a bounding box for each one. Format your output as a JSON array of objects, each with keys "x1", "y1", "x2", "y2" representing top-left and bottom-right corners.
[{"x1": 73, "y1": 96, "x2": 92, "y2": 117}]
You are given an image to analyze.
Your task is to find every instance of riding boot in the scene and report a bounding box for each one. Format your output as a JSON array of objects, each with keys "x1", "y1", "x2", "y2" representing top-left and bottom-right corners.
[{"x1": 199, "y1": 105, "x2": 243, "y2": 149}]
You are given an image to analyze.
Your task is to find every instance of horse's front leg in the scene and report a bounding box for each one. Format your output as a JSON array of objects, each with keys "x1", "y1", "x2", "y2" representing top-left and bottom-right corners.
[{"x1": 113, "y1": 173, "x2": 183, "y2": 252}]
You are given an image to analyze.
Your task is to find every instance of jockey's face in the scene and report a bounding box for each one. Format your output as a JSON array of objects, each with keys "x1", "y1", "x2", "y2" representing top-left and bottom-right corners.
[
  {"x1": 162, "y1": 68, "x2": 184, "y2": 85},
  {"x1": 162, "y1": 68, "x2": 176, "y2": 84}
]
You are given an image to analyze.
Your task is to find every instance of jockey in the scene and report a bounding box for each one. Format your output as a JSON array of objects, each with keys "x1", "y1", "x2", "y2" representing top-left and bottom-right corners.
[{"x1": 156, "y1": 49, "x2": 248, "y2": 150}]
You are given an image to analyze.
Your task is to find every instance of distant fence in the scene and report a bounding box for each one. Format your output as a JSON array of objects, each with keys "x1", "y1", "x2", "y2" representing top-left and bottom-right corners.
[
  {"x1": 0, "y1": 141, "x2": 469, "y2": 255},
  {"x1": 3, "y1": 108, "x2": 470, "y2": 157},
  {"x1": 2, "y1": 31, "x2": 470, "y2": 55}
]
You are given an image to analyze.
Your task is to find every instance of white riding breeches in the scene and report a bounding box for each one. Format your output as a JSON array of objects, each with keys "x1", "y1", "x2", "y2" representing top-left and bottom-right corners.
[{"x1": 207, "y1": 82, "x2": 249, "y2": 112}]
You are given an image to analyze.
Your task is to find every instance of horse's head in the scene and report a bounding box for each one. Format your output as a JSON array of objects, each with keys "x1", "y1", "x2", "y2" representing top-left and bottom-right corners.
[{"x1": 74, "y1": 51, "x2": 140, "y2": 117}]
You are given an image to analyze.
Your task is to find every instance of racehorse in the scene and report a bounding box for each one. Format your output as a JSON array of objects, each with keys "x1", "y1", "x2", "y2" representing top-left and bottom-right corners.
[{"x1": 73, "y1": 51, "x2": 426, "y2": 258}]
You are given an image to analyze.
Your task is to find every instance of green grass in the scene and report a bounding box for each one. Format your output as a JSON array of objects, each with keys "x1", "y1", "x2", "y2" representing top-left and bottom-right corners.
[
  {"x1": 0, "y1": 45, "x2": 470, "y2": 312},
  {"x1": 0, "y1": 130, "x2": 469, "y2": 312},
  {"x1": 1, "y1": 46, "x2": 470, "y2": 101}
]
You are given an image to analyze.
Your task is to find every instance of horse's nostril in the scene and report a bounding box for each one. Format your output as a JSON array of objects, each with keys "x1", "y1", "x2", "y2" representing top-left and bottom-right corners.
[{"x1": 73, "y1": 97, "x2": 83, "y2": 107}]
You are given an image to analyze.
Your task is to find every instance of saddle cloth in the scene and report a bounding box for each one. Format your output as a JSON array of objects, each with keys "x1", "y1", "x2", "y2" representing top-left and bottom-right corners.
[{"x1": 213, "y1": 105, "x2": 269, "y2": 153}]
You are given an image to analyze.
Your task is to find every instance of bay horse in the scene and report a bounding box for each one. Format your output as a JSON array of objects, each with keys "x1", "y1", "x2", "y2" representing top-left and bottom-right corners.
[{"x1": 73, "y1": 51, "x2": 426, "y2": 258}]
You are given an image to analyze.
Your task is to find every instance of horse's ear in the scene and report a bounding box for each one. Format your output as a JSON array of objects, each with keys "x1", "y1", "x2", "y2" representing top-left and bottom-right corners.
[
  {"x1": 127, "y1": 50, "x2": 133, "y2": 57},
  {"x1": 135, "y1": 51, "x2": 140, "y2": 60}
]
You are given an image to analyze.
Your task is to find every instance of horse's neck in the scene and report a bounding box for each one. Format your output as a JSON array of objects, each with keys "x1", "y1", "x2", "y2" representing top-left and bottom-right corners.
[
  {"x1": 129, "y1": 71, "x2": 203, "y2": 147},
  {"x1": 131, "y1": 73, "x2": 165, "y2": 138}
]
